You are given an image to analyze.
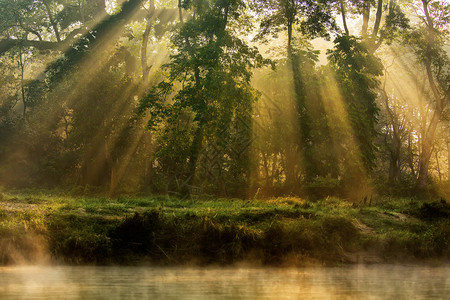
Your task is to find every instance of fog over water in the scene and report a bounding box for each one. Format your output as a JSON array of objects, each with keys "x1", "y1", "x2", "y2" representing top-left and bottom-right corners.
[{"x1": 0, "y1": 265, "x2": 448, "y2": 299}]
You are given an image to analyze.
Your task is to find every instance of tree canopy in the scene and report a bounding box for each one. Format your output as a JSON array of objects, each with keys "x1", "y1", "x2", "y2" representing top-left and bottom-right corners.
[{"x1": 0, "y1": 0, "x2": 448, "y2": 198}]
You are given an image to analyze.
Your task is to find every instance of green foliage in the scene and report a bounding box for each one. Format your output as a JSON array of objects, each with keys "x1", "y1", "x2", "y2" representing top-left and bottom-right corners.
[
  {"x1": 139, "y1": 0, "x2": 269, "y2": 195},
  {"x1": 0, "y1": 0, "x2": 448, "y2": 198},
  {"x1": 418, "y1": 199, "x2": 450, "y2": 221},
  {"x1": 306, "y1": 177, "x2": 342, "y2": 199},
  {"x1": 109, "y1": 211, "x2": 162, "y2": 254},
  {"x1": 140, "y1": 1, "x2": 268, "y2": 125},
  {"x1": 252, "y1": 0, "x2": 337, "y2": 42},
  {"x1": 380, "y1": 1, "x2": 410, "y2": 44},
  {"x1": 328, "y1": 35, "x2": 383, "y2": 171},
  {"x1": 0, "y1": 193, "x2": 448, "y2": 265},
  {"x1": 404, "y1": 1, "x2": 449, "y2": 90}
]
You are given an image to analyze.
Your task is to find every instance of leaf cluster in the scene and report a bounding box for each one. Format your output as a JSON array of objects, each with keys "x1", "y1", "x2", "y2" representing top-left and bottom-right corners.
[
  {"x1": 140, "y1": 0, "x2": 270, "y2": 130},
  {"x1": 252, "y1": 0, "x2": 337, "y2": 43},
  {"x1": 328, "y1": 35, "x2": 384, "y2": 170}
]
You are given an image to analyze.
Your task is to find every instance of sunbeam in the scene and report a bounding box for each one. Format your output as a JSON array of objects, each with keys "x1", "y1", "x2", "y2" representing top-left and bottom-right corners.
[{"x1": 318, "y1": 67, "x2": 373, "y2": 200}]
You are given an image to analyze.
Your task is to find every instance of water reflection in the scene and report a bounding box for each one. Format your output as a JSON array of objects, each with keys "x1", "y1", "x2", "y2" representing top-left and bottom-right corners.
[{"x1": 0, "y1": 265, "x2": 448, "y2": 299}]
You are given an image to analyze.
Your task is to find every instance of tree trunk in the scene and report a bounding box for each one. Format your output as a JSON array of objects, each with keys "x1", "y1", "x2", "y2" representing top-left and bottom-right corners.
[
  {"x1": 19, "y1": 50, "x2": 27, "y2": 119},
  {"x1": 380, "y1": 85, "x2": 401, "y2": 182},
  {"x1": 187, "y1": 120, "x2": 205, "y2": 186},
  {"x1": 361, "y1": 2, "x2": 370, "y2": 37},
  {"x1": 144, "y1": 132, "x2": 154, "y2": 189},
  {"x1": 284, "y1": 147, "x2": 297, "y2": 190},
  {"x1": 262, "y1": 152, "x2": 271, "y2": 188},
  {"x1": 447, "y1": 141, "x2": 450, "y2": 181},
  {"x1": 141, "y1": 0, "x2": 155, "y2": 86},
  {"x1": 435, "y1": 150, "x2": 442, "y2": 182},
  {"x1": 105, "y1": 141, "x2": 117, "y2": 196},
  {"x1": 287, "y1": 21, "x2": 293, "y2": 47},
  {"x1": 389, "y1": 130, "x2": 401, "y2": 182},
  {"x1": 339, "y1": 0, "x2": 349, "y2": 36},
  {"x1": 271, "y1": 154, "x2": 278, "y2": 187},
  {"x1": 109, "y1": 162, "x2": 117, "y2": 196},
  {"x1": 372, "y1": 0, "x2": 383, "y2": 37},
  {"x1": 407, "y1": 133, "x2": 417, "y2": 179},
  {"x1": 417, "y1": 110, "x2": 440, "y2": 189},
  {"x1": 288, "y1": 49, "x2": 313, "y2": 181},
  {"x1": 178, "y1": 0, "x2": 184, "y2": 24},
  {"x1": 416, "y1": 0, "x2": 448, "y2": 190},
  {"x1": 78, "y1": 157, "x2": 88, "y2": 186},
  {"x1": 43, "y1": 0, "x2": 61, "y2": 42}
]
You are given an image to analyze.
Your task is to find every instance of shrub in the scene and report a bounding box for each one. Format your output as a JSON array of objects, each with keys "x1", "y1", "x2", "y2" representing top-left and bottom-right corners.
[
  {"x1": 109, "y1": 211, "x2": 162, "y2": 255},
  {"x1": 418, "y1": 199, "x2": 450, "y2": 221}
]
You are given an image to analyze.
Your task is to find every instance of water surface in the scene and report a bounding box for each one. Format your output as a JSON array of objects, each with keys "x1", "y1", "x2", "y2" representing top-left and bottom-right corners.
[{"x1": 0, "y1": 265, "x2": 448, "y2": 299}]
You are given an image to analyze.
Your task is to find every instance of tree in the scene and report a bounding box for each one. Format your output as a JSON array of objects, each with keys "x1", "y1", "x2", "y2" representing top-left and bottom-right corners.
[
  {"x1": 252, "y1": 0, "x2": 336, "y2": 183},
  {"x1": 328, "y1": 36, "x2": 384, "y2": 170},
  {"x1": 0, "y1": 0, "x2": 108, "y2": 55},
  {"x1": 252, "y1": 0, "x2": 336, "y2": 47},
  {"x1": 337, "y1": 0, "x2": 409, "y2": 53},
  {"x1": 327, "y1": 0, "x2": 409, "y2": 185},
  {"x1": 139, "y1": 0, "x2": 268, "y2": 195},
  {"x1": 405, "y1": 0, "x2": 449, "y2": 190}
]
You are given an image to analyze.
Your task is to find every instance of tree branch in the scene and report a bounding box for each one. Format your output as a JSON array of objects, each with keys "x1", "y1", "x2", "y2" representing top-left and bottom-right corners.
[
  {"x1": 141, "y1": 0, "x2": 155, "y2": 86},
  {"x1": 0, "y1": 39, "x2": 63, "y2": 54},
  {"x1": 0, "y1": 0, "x2": 147, "y2": 57},
  {"x1": 42, "y1": 0, "x2": 61, "y2": 42},
  {"x1": 422, "y1": 0, "x2": 443, "y2": 111}
]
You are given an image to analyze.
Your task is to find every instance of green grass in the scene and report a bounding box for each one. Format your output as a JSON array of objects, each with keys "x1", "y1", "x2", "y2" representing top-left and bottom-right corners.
[{"x1": 0, "y1": 191, "x2": 448, "y2": 266}]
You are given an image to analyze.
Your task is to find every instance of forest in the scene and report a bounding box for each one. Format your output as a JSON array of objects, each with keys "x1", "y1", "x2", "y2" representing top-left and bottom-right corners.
[{"x1": 0, "y1": 0, "x2": 448, "y2": 200}]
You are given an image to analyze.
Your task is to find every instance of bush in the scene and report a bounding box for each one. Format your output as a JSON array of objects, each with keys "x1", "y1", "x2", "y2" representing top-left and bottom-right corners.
[
  {"x1": 109, "y1": 211, "x2": 162, "y2": 255},
  {"x1": 305, "y1": 177, "x2": 341, "y2": 199},
  {"x1": 418, "y1": 199, "x2": 450, "y2": 221},
  {"x1": 198, "y1": 218, "x2": 258, "y2": 263}
]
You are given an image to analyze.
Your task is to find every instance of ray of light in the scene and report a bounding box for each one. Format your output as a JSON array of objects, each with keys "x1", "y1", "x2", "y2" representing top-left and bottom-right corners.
[
  {"x1": 318, "y1": 67, "x2": 373, "y2": 200},
  {"x1": 15, "y1": 1, "x2": 165, "y2": 190}
]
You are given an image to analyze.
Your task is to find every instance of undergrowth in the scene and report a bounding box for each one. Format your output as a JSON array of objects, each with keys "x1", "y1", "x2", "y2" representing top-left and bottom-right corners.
[{"x1": 0, "y1": 192, "x2": 448, "y2": 265}]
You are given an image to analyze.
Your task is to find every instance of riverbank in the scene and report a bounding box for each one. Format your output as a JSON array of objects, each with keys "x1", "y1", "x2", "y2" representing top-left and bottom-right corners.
[{"x1": 0, "y1": 191, "x2": 448, "y2": 266}]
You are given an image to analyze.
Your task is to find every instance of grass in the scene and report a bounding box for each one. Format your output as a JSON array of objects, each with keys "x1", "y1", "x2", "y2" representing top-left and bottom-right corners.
[{"x1": 0, "y1": 191, "x2": 448, "y2": 266}]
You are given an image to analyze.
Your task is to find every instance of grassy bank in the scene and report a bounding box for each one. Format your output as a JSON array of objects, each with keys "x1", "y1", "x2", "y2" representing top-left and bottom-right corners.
[{"x1": 0, "y1": 191, "x2": 448, "y2": 266}]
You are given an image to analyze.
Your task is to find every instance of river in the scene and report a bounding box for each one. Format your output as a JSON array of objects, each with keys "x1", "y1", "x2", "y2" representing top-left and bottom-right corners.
[{"x1": 0, "y1": 265, "x2": 448, "y2": 299}]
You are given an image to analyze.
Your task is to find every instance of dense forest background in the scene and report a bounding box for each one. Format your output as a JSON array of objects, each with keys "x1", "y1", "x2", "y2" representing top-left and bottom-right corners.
[{"x1": 0, "y1": 0, "x2": 448, "y2": 200}]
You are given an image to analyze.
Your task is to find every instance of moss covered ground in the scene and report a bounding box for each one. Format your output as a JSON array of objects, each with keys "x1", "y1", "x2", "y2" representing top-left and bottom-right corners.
[{"x1": 0, "y1": 191, "x2": 448, "y2": 266}]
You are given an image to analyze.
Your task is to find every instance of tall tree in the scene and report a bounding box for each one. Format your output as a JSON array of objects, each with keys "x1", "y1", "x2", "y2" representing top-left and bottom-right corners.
[
  {"x1": 139, "y1": 0, "x2": 268, "y2": 194},
  {"x1": 337, "y1": 0, "x2": 409, "y2": 53},
  {"x1": 252, "y1": 0, "x2": 336, "y2": 183},
  {"x1": 329, "y1": 0, "x2": 409, "y2": 179},
  {"x1": 328, "y1": 36, "x2": 384, "y2": 172},
  {"x1": 406, "y1": 0, "x2": 449, "y2": 190}
]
